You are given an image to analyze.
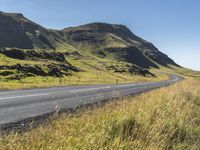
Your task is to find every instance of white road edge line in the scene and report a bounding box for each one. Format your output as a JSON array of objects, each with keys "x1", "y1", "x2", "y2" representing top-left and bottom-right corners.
[
  {"x1": 0, "y1": 93, "x2": 49, "y2": 100},
  {"x1": 68, "y1": 86, "x2": 111, "y2": 93},
  {"x1": 0, "y1": 86, "x2": 111, "y2": 100},
  {"x1": 0, "y1": 86, "x2": 112, "y2": 95}
]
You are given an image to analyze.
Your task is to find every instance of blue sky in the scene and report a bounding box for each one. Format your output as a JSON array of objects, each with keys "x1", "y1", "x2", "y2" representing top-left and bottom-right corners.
[{"x1": 0, "y1": 0, "x2": 199, "y2": 70}]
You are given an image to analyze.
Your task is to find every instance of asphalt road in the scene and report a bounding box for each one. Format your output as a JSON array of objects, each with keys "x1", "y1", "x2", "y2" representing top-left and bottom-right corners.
[{"x1": 0, "y1": 75, "x2": 181, "y2": 127}]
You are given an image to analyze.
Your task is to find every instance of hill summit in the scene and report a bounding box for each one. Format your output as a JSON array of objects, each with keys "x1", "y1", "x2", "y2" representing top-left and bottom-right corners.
[{"x1": 62, "y1": 23, "x2": 179, "y2": 68}]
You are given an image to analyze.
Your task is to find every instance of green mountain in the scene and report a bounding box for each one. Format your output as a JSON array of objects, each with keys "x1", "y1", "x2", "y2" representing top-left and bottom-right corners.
[
  {"x1": 0, "y1": 12, "x2": 181, "y2": 87},
  {"x1": 62, "y1": 23, "x2": 179, "y2": 68},
  {"x1": 0, "y1": 12, "x2": 179, "y2": 69}
]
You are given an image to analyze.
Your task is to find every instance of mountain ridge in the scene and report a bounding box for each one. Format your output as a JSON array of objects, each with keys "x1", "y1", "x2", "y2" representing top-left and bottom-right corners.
[{"x1": 0, "y1": 11, "x2": 180, "y2": 70}]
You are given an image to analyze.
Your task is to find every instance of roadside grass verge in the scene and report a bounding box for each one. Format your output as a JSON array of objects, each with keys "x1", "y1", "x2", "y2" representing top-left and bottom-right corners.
[
  {"x1": 0, "y1": 78, "x2": 199, "y2": 149},
  {"x1": 0, "y1": 70, "x2": 167, "y2": 90}
]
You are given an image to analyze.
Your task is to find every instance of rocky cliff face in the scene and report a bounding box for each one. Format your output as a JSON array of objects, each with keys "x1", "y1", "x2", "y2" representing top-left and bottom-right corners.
[{"x1": 0, "y1": 12, "x2": 57, "y2": 49}]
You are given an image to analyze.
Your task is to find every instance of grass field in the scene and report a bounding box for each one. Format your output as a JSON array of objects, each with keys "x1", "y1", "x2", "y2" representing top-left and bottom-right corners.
[
  {"x1": 0, "y1": 47, "x2": 169, "y2": 90},
  {"x1": 0, "y1": 77, "x2": 199, "y2": 149},
  {"x1": 0, "y1": 56, "x2": 168, "y2": 89},
  {"x1": 0, "y1": 71, "x2": 167, "y2": 89}
]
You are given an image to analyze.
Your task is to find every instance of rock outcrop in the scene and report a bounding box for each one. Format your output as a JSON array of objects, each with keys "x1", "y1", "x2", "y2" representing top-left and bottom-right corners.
[
  {"x1": 0, "y1": 48, "x2": 66, "y2": 62},
  {"x1": 0, "y1": 63, "x2": 78, "y2": 78}
]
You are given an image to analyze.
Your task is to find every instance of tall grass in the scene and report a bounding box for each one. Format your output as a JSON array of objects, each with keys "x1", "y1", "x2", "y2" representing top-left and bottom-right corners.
[{"x1": 0, "y1": 79, "x2": 199, "y2": 150}]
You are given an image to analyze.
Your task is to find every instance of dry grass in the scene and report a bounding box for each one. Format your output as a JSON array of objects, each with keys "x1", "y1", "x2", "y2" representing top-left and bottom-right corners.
[
  {"x1": 0, "y1": 78, "x2": 199, "y2": 150},
  {"x1": 0, "y1": 70, "x2": 167, "y2": 90}
]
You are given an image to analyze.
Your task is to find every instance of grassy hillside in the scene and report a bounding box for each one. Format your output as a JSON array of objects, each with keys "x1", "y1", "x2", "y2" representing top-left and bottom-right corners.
[
  {"x1": 0, "y1": 46, "x2": 170, "y2": 89},
  {"x1": 1, "y1": 75, "x2": 199, "y2": 149}
]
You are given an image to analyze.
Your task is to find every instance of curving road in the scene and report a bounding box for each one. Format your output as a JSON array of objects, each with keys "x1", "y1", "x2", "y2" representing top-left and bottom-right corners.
[{"x1": 0, "y1": 75, "x2": 181, "y2": 128}]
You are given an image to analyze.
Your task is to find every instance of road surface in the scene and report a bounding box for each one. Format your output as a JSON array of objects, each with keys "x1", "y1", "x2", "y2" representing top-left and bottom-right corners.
[{"x1": 0, "y1": 75, "x2": 181, "y2": 128}]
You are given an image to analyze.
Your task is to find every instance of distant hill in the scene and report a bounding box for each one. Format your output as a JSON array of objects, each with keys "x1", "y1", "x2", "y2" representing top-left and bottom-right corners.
[{"x1": 0, "y1": 12, "x2": 180, "y2": 69}]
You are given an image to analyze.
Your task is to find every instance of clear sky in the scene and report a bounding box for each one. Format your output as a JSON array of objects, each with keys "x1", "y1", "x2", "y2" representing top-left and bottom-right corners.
[{"x1": 0, "y1": 0, "x2": 199, "y2": 70}]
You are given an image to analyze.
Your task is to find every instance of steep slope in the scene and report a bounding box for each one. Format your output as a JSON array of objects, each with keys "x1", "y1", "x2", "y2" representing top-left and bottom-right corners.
[
  {"x1": 0, "y1": 11, "x2": 57, "y2": 49},
  {"x1": 62, "y1": 23, "x2": 179, "y2": 69}
]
